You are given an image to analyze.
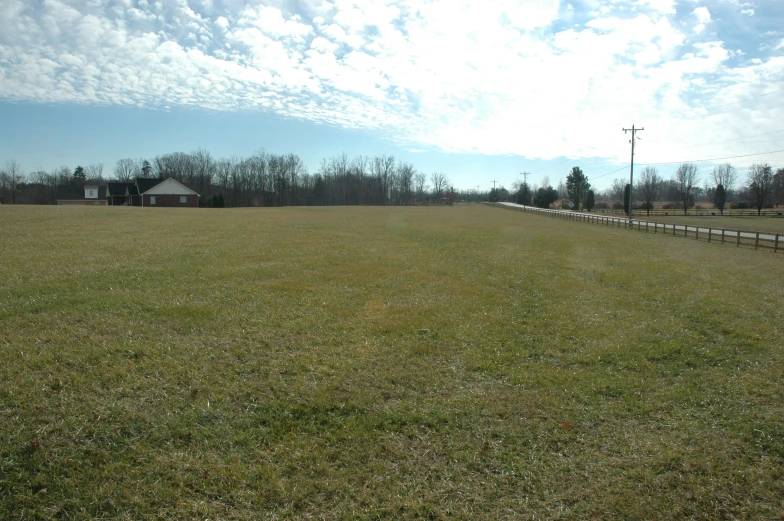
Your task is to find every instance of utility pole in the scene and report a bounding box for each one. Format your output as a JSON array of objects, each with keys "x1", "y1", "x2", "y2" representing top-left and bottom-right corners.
[
  {"x1": 492, "y1": 180, "x2": 497, "y2": 190},
  {"x1": 622, "y1": 125, "x2": 643, "y2": 221},
  {"x1": 519, "y1": 172, "x2": 530, "y2": 206}
]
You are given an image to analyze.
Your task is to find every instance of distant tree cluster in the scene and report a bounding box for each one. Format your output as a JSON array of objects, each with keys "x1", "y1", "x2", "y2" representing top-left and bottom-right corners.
[
  {"x1": 597, "y1": 162, "x2": 784, "y2": 216},
  {"x1": 3, "y1": 153, "x2": 783, "y2": 214},
  {"x1": 0, "y1": 151, "x2": 459, "y2": 207}
]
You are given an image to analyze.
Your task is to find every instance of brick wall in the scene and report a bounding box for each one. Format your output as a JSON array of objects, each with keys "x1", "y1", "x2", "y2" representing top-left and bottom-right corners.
[{"x1": 143, "y1": 194, "x2": 198, "y2": 207}]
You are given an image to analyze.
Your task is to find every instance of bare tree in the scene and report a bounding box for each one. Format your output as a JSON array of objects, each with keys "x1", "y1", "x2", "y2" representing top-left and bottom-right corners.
[
  {"x1": 430, "y1": 172, "x2": 447, "y2": 201},
  {"x1": 674, "y1": 163, "x2": 699, "y2": 215},
  {"x1": 1, "y1": 160, "x2": 24, "y2": 204},
  {"x1": 637, "y1": 166, "x2": 661, "y2": 216},
  {"x1": 413, "y1": 172, "x2": 427, "y2": 203},
  {"x1": 747, "y1": 163, "x2": 774, "y2": 216},
  {"x1": 113, "y1": 158, "x2": 136, "y2": 181},
  {"x1": 86, "y1": 163, "x2": 104, "y2": 183},
  {"x1": 369, "y1": 155, "x2": 394, "y2": 205},
  {"x1": 352, "y1": 155, "x2": 369, "y2": 204},
  {"x1": 395, "y1": 162, "x2": 415, "y2": 205},
  {"x1": 711, "y1": 163, "x2": 737, "y2": 193},
  {"x1": 557, "y1": 179, "x2": 567, "y2": 200},
  {"x1": 710, "y1": 163, "x2": 736, "y2": 215}
]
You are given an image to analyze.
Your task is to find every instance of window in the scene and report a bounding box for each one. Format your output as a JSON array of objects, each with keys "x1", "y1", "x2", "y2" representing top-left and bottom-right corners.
[
  {"x1": 180, "y1": 196, "x2": 187, "y2": 204},
  {"x1": 150, "y1": 196, "x2": 156, "y2": 205}
]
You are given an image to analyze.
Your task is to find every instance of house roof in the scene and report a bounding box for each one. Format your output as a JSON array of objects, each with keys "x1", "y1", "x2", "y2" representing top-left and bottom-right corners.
[
  {"x1": 107, "y1": 182, "x2": 135, "y2": 197},
  {"x1": 141, "y1": 177, "x2": 200, "y2": 196},
  {"x1": 136, "y1": 178, "x2": 163, "y2": 194},
  {"x1": 55, "y1": 184, "x2": 107, "y2": 201}
]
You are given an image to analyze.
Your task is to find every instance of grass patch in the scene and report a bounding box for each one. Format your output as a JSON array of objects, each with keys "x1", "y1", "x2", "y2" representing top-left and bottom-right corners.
[
  {"x1": 1, "y1": 205, "x2": 783, "y2": 520},
  {"x1": 636, "y1": 214, "x2": 784, "y2": 234}
]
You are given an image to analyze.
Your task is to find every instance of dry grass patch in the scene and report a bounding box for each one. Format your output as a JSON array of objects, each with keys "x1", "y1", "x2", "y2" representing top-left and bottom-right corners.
[{"x1": 1, "y1": 204, "x2": 783, "y2": 520}]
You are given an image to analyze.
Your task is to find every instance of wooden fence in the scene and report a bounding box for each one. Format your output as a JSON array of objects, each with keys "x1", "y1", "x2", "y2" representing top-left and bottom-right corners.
[
  {"x1": 493, "y1": 203, "x2": 783, "y2": 254},
  {"x1": 595, "y1": 207, "x2": 783, "y2": 217}
]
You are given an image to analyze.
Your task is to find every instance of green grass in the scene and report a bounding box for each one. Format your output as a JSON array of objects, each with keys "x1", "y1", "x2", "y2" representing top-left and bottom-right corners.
[
  {"x1": 1, "y1": 205, "x2": 783, "y2": 520},
  {"x1": 635, "y1": 214, "x2": 784, "y2": 234}
]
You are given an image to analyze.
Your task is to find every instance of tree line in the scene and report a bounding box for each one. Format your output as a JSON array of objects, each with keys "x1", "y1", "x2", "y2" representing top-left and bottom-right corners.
[
  {"x1": 487, "y1": 163, "x2": 784, "y2": 215},
  {"x1": 0, "y1": 150, "x2": 458, "y2": 207},
  {"x1": 619, "y1": 163, "x2": 784, "y2": 216}
]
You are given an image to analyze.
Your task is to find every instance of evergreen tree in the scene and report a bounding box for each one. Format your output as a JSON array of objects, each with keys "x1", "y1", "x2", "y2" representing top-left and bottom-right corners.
[
  {"x1": 566, "y1": 167, "x2": 589, "y2": 210},
  {"x1": 713, "y1": 184, "x2": 726, "y2": 215},
  {"x1": 584, "y1": 190, "x2": 595, "y2": 211}
]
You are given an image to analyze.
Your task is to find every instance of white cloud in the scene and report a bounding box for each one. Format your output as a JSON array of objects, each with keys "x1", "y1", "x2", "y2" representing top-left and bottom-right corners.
[
  {"x1": 693, "y1": 6, "x2": 711, "y2": 34},
  {"x1": 0, "y1": 0, "x2": 782, "y2": 165},
  {"x1": 238, "y1": 5, "x2": 313, "y2": 40}
]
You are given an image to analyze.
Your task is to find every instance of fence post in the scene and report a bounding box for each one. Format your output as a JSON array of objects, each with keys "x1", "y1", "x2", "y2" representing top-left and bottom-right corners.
[
  {"x1": 696, "y1": 227, "x2": 699, "y2": 241},
  {"x1": 737, "y1": 231, "x2": 741, "y2": 247},
  {"x1": 721, "y1": 229, "x2": 725, "y2": 244},
  {"x1": 755, "y1": 232, "x2": 760, "y2": 250},
  {"x1": 708, "y1": 229, "x2": 711, "y2": 243},
  {"x1": 776, "y1": 234, "x2": 780, "y2": 253}
]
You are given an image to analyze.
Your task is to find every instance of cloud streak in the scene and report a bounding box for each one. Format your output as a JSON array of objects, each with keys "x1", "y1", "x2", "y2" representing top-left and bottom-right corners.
[{"x1": 0, "y1": 0, "x2": 782, "y2": 165}]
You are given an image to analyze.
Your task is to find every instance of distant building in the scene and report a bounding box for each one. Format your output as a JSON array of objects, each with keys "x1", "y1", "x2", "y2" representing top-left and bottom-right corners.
[
  {"x1": 55, "y1": 184, "x2": 108, "y2": 205},
  {"x1": 59, "y1": 178, "x2": 200, "y2": 207},
  {"x1": 138, "y1": 178, "x2": 199, "y2": 207}
]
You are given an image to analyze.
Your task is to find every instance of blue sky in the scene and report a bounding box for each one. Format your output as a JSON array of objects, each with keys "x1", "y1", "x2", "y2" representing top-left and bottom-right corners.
[{"x1": 1, "y1": 0, "x2": 783, "y2": 191}]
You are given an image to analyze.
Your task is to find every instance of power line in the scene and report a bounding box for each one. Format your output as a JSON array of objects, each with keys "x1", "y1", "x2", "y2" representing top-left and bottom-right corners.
[
  {"x1": 646, "y1": 129, "x2": 784, "y2": 147},
  {"x1": 703, "y1": 87, "x2": 784, "y2": 111},
  {"x1": 639, "y1": 148, "x2": 784, "y2": 166},
  {"x1": 586, "y1": 148, "x2": 784, "y2": 184},
  {"x1": 700, "y1": 100, "x2": 784, "y2": 118},
  {"x1": 588, "y1": 166, "x2": 628, "y2": 182}
]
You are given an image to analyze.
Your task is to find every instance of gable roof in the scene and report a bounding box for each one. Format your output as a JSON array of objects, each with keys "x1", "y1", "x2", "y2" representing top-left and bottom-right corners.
[
  {"x1": 55, "y1": 184, "x2": 107, "y2": 201},
  {"x1": 107, "y1": 182, "x2": 136, "y2": 197},
  {"x1": 136, "y1": 178, "x2": 163, "y2": 194},
  {"x1": 141, "y1": 177, "x2": 199, "y2": 196}
]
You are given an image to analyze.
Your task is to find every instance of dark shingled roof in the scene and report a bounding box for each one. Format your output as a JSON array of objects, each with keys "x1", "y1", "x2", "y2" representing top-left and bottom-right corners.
[
  {"x1": 136, "y1": 178, "x2": 163, "y2": 194},
  {"x1": 107, "y1": 182, "x2": 135, "y2": 197},
  {"x1": 55, "y1": 184, "x2": 107, "y2": 201}
]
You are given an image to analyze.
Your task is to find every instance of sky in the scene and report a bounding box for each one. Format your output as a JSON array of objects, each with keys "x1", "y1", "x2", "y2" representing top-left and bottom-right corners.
[{"x1": 1, "y1": 0, "x2": 783, "y2": 191}]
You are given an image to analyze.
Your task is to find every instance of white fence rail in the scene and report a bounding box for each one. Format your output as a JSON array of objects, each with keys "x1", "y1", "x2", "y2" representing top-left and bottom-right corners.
[{"x1": 494, "y1": 202, "x2": 783, "y2": 254}]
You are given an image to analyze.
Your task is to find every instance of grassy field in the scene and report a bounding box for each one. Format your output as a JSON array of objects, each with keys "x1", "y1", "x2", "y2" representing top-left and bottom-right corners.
[
  {"x1": 1, "y1": 204, "x2": 782, "y2": 520},
  {"x1": 634, "y1": 214, "x2": 784, "y2": 234}
]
